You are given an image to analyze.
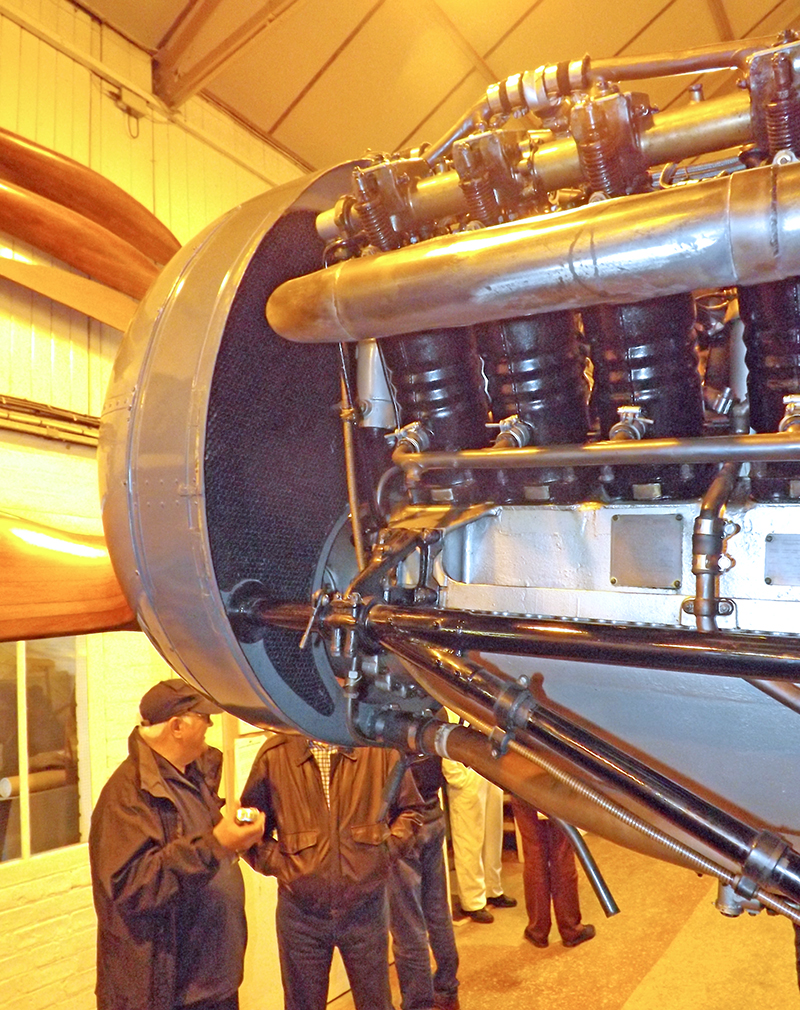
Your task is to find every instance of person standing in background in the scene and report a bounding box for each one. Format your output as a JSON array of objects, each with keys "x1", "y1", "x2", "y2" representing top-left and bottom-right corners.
[
  {"x1": 89, "y1": 678, "x2": 265, "y2": 1010},
  {"x1": 389, "y1": 754, "x2": 460, "y2": 1010},
  {"x1": 512, "y1": 796, "x2": 595, "y2": 949},
  {"x1": 442, "y1": 745, "x2": 516, "y2": 923},
  {"x1": 241, "y1": 733, "x2": 424, "y2": 1010}
]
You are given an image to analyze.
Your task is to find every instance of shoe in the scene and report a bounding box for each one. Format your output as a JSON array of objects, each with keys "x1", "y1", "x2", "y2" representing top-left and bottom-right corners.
[
  {"x1": 523, "y1": 928, "x2": 549, "y2": 948},
  {"x1": 433, "y1": 991, "x2": 460, "y2": 1010},
  {"x1": 464, "y1": 906, "x2": 494, "y2": 923},
  {"x1": 487, "y1": 893, "x2": 518, "y2": 908},
  {"x1": 563, "y1": 924, "x2": 596, "y2": 948}
]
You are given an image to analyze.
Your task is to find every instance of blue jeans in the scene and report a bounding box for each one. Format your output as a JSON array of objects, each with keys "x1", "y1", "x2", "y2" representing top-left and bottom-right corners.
[
  {"x1": 276, "y1": 887, "x2": 393, "y2": 1010},
  {"x1": 389, "y1": 813, "x2": 459, "y2": 1010}
]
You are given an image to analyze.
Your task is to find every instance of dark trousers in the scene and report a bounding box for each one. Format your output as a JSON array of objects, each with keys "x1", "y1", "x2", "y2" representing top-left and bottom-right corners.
[
  {"x1": 276, "y1": 887, "x2": 393, "y2": 1010},
  {"x1": 389, "y1": 814, "x2": 459, "y2": 1010},
  {"x1": 512, "y1": 798, "x2": 583, "y2": 944},
  {"x1": 181, "y1": 997, "x2": 238, "y2": 1010}
]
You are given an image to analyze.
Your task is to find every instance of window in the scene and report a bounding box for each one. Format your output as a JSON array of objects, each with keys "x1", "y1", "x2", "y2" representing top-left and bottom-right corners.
[{"x1": 0, "y1": 637, "x2": 86, "y2": 861}]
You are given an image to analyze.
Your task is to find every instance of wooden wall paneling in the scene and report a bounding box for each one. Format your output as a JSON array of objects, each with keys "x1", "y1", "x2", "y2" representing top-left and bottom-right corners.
[
  {"x1": 151, "y1": 117, "x2": 174, "y2": 250},
  {"x1": 165, "y1": 120, "x2": 191, "y2": 244},
  {"x1": 127, "y1": 112, "x2": 157, "y2": 218},
  {"x1": 3, "y1": 279, "x2": 35, "y2": 402},
  {"x1": 29, "y1": 278, "x2": 55, "y2": 405},
  {"x1": 54, "y1": 50, "x2": 92, "y2": 165},
  {"x1": 67, "y1": 299, "x2": 92, "y2": 414},
  {"x1": 98, "y1": 20, "x2": 151, "y2": 93},
  {"x1": 94, "y1": 78, "x2": 132, "y2": 209},
  {"x1": 16, "y1": 27, "x2": 40, "y2": 141},
  {"x1": 33, "y1": 30, "x2": 57, "y2": 150},
  {"x1": 0, "y1": 16, "x2": 22, "y2": 133},
  {"x1": 185, "y1": 129, "x2": 210, "y2": 238},
  {"x1": 88, "y1": 71, "x2": 103, "y2": 191},
  {"x1": 54, "y1": 0, "x2": 91, "y2": 52},
  {"x1": 0, "y1": 276, "x2": 11, "y2": 395},
  {"x1": 87, "y1": 318, "x2": 121, "y2": 417},
  {"x1": 50, "y1": 300, "x2": 87, "y2": 412}
]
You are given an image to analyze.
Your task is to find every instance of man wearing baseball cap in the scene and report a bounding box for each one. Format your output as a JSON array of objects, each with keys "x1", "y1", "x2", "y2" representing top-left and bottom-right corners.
[{"x1": 89, "y1": 679, "x2": 265, "y2": 1010}]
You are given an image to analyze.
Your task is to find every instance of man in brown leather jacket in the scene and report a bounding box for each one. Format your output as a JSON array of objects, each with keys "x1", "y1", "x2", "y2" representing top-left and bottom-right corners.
[{"x1": 240, "y1": 732, "x2": 424, "y2": 1010}]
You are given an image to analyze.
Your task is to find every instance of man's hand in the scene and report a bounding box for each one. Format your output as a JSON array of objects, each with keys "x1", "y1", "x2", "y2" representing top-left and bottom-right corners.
[{"x1": 213, "y1": 810, "x2": 266, "y2": 852}]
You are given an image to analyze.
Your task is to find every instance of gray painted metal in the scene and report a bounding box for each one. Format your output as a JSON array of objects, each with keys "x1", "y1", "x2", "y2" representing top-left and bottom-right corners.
[{"x1": 99, "y1": 164, "x2": 359, "y2": 738}]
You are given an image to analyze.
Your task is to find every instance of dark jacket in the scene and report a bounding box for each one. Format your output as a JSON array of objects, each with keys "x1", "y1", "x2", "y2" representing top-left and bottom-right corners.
[
  {"x1": 240, "y1": 733, "x2": 423, "y2": 916},
  {"x1": 89, "y1": 729, "x2": 246, "y2": 1010}
]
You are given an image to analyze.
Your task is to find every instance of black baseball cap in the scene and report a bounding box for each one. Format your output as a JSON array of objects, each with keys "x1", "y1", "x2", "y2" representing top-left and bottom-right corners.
[{"x1": 139, "y1": 678, "x2": 223, "y2": 725}]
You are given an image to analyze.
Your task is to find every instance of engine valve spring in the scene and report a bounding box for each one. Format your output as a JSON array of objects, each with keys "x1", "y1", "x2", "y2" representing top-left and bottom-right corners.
[
  {"x1": 354, "y1": 169, "x2": 400, "y2": 251},
  {"x1": 766, "y1": 53, "x2": 800, "y2": 156},
  {"x1": 454, "y1": 143, "x2": 500, "y2": 225},
  {"x1": 573, "y1": 103, "x2": 625, "y2": 197},
  {"x1": 580, "y1": 138, "x2": 625, "y2": 196},
  {"x1": 462, "y1": 174, "x2": 499, "y2": 225}
]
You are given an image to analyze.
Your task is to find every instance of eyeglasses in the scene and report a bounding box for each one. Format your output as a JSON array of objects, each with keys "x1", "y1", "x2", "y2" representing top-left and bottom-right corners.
[{"x1": 187, "y1": 710, "x2": 212, "y2": 724}]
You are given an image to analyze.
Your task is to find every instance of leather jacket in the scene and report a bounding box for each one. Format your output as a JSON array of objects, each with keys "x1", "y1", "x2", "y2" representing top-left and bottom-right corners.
[{"x1": 241, "y1": 733, "x2": 423, "y2": 915}]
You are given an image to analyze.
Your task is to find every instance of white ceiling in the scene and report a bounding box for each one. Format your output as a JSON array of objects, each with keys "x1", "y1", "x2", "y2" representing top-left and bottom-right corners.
[{"x1": 80, "y1": 0, "x2": 800, "y2": 172}]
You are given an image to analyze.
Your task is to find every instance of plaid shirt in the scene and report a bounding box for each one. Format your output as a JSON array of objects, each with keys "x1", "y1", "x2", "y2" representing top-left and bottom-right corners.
[{"x1": 309, "y1": 740, "x2": 339, "y2": 807}]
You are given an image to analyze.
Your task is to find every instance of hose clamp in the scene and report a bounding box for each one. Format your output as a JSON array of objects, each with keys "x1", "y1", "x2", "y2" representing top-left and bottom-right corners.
[{"x1": 733, "y1": 830, "x2": 790, "y2": 899}]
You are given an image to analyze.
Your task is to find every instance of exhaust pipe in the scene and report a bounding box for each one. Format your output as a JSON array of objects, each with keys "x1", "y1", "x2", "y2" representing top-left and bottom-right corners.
[{"x1": 267, "y1": 161, "x2": 800, "y2": 344}]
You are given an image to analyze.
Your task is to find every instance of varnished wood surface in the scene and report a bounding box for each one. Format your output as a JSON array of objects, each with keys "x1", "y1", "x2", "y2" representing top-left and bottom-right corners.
[
  {"x1": 0, "y1": 511, "x2": 137, "y2": 641},
  {"x1": 0, "y1": 126, "x2": 181, "y2": 266},
  {"x1": 0, "y1": 180, "x2": 159, "y2": 300}
]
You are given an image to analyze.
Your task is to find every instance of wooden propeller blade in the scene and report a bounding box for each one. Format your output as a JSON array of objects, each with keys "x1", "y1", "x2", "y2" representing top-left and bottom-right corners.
[
  {"x1": 0, "y1": 512, "x2": 137, "y2": 641},
  {"x1": 0, "y1": 126, "x2": 181, "y2": 266},
  {"x1": 0, "y1": 180, "x2": 159, "y2": 300}
]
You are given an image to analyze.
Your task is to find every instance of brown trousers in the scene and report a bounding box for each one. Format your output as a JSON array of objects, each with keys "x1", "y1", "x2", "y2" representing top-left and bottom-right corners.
[{"x1": 512, "y1": 798, "x2": 583, "y2": 944}]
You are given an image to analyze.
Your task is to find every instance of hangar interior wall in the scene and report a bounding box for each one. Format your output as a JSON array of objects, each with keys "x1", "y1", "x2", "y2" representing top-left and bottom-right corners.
[{"x1": 0, "y1": 1, "x2": 303, "y2": 1007}]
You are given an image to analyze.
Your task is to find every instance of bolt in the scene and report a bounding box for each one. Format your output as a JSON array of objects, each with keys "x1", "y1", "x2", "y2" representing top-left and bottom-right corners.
[
  {"x1": 765, "y1": 577, "x2": 773, "y2": 585},
  {"x1": 766, "y1": 534, "x2": 774, "y2": 542},
  {"x1": 610, "y1": 577, "x2": 618, "y2": 585}
]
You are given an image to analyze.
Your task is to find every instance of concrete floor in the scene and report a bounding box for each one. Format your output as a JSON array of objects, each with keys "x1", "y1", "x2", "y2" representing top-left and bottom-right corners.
[{"x1": 330, "y1": 834, "x2": 799, "y2": 1009}]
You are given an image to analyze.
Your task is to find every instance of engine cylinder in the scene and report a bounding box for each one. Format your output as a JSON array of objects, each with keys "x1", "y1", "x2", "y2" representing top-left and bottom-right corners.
[
  {"x1": 477, "y1": 311, "x2": 591, "y2": 502},
  {"x1": 582, "y1": 293, "x2": 707, "y2": 499},
  {"x1": 739, "y1": 276, "x2": 800, "y2": 500},
  {"x1": 380, "y1": 326, "x2": 491, "y2": 503}
]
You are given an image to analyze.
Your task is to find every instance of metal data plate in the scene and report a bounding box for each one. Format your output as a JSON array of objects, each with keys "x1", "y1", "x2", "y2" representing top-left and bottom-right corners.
[
  {"x1": 609, "y1": 513, "x2": 684, "y2": 589},
  {"x1": 764, "y1": 534, "x2": 800, "y2": 586}
]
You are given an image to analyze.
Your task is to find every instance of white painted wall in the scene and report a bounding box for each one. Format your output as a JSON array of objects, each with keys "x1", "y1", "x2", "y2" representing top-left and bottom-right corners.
[{"x1": 0, "y1": 1, "x2": 305, "y2": 1006}]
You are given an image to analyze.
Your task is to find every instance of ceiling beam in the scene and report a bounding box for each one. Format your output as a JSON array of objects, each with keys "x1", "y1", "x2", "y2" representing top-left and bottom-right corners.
[
  {"x1": 705, "y1": 0, "x2": 734, "y2": 39},
  {"x1": 154, "y1": 0, "x2": 305, "y2": 109},
  {"x1": 425, "y1": 0, "x2": 500, "y2": 84}
]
